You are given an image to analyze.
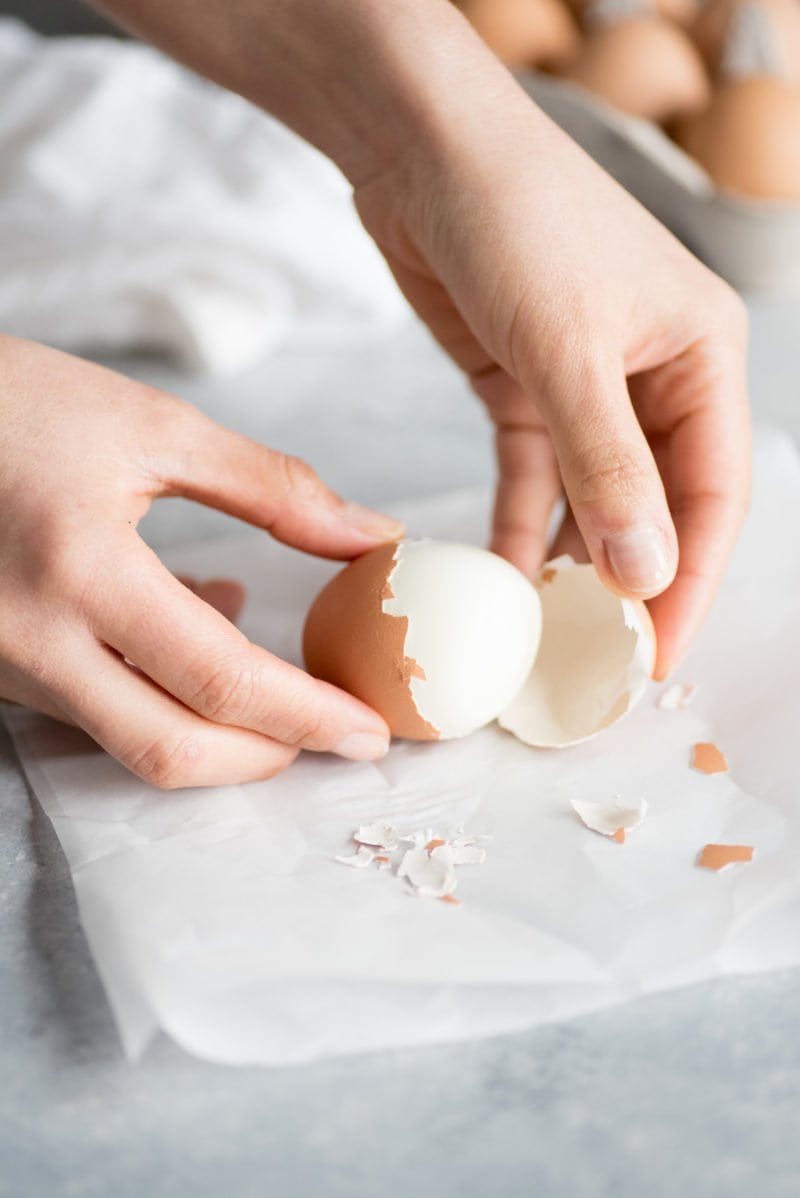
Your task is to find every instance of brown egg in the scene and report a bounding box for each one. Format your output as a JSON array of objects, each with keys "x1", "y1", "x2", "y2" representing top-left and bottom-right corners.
[
  {"x1": 672, "y1": 76, "x2": 800, "y2": 199},
  {"x1": 692, "y1": 0, "x2": 800, "y2": 80},
  {"x1": 458, "y1": 0, "x2": 582, "y2": 68},
  {"x1": 303, "y1": 540, "x2": 543, "y2": 742},
  {"x1": 561, "y1": 16, "x2": 711, "y2": 121}
]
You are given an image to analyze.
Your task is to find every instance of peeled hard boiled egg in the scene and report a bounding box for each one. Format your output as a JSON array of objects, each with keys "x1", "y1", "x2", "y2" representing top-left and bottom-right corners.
[
  {"x1": 303, "y1": 541, "x2": 656, "y2": 747},
  {"x1": 304, "y1": 541, "x2": 542, "y2": 740}
]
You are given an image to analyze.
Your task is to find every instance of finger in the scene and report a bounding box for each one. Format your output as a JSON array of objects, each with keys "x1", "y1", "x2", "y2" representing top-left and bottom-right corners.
[
  {"x1": 94, "y1": 543, "x2": 391, "y2": 761},
  {"x1": 177, "y1": 576, "x2": 246, "y2": 624},
  {"x1": 548, "y1": 505, "x2": 589, "y2": 563},
  {"x1": 51, "y1": 638, "x2": 299, "y2": 788},
  {"x1": 635, "y1": 373, "x2": 750, "y2": 679},
  {"x1": 538, "y1": 361, "x2": 679, "y2": 599},
  {"x1": 489, "y1": 422, "x2": 563, "y2": 578},
  {"x1": 0, "y1": 673, "x2": 76, "y2": 726},
  {"x1": 155, "y1": 409, "x2": 404, "y2": 560}
]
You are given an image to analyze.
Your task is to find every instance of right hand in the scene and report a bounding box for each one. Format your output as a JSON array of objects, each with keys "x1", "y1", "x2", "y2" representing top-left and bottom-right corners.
[{"x1": 0, "y1": 336, "x2": 401, "y2": 787}]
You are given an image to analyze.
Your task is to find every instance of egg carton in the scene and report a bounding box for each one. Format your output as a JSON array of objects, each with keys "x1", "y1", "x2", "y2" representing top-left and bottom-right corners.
[{"x1": 520, "y1": 70, "x2": 800, "y2": 294}]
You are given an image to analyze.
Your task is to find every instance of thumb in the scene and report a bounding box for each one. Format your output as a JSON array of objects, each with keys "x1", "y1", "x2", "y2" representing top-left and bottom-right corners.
[
  {"x1": 542, "y1": 371, "x2": 678, "y2": 597},
  {"x1": 151, "y1": 404, "x2": 405, "y2": 559}
]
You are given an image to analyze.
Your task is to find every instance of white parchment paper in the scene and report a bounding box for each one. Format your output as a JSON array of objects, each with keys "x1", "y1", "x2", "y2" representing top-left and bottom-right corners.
[{"x1": 5, "y1": 430, "x2": 800, "y2": 1066}]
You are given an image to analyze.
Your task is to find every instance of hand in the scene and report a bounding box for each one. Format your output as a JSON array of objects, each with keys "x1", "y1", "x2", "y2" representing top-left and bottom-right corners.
[
  {"x1": 85, "y1": 0, "x2": 749, "y2": 676},
  {"x1": 0, "y1": 337, "x2": 402, "y2": 787},
  {"x1": 354, "y1": 82, "x2": 750, "y2": 679}
]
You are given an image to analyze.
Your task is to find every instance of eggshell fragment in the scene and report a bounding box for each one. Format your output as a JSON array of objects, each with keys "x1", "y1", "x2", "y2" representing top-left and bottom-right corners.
[
  {"x1": 397, "y1": 844, "x2": 458, "y2": 898},
  {"x1": 571, "y1": 795, "x2": 648, "y2": 838},
  {"x1": 498, "y1": 557, "x2": 656, "y2": 748},
  {"x1": 304, "y1": 540, "x2": 542, "y2": 741},
  {"x1": 692, "y1": 742, "x2": 729, "y2": 774},
  {"x1": 657, "y1": 682, "x2": 698, "y2": 710},
  {"x1": 697, "y1": 843, "x2": 754, "y2": 870},
  {"x1": 335, "y1": 845, "x2": 376, "y2": 869},
  {"x1": 560, "y1": 15, "x2": 711, "y2": 122},
  {"x1": 354, "y1": 822, "x2": 400, "y2": 850}
]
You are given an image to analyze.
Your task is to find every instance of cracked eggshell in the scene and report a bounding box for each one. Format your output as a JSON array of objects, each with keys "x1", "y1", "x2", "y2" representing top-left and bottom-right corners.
[
  {"x1": 498, "y1": 556, "x2": 656, "y2": 748},
  {"x1": 302, "y1": 540, "x2": 543, "y2": 741}
]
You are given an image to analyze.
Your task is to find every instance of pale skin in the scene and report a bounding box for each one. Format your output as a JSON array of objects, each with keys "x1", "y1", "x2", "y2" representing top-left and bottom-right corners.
[{"x1": 0, "y1": 0, "x2": 751, "y2": 787}]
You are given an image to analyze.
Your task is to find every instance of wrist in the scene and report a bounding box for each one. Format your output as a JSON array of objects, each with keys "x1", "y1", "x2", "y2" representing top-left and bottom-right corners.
[{"x1": 94, "y1": 0, "x2": 543, "y2": 186}]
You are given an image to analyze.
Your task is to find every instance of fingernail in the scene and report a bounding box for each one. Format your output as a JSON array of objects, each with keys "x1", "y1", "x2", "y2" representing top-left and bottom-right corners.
[
  {"x1": 342, "y1": 502, "x2": 405, "y2": 541},
  {"x1": 334, "y1": 731, "x2": 391, "y2": 761},
  {"x1": 605, "y1": 525, "x2": 671, "y2": 593}
]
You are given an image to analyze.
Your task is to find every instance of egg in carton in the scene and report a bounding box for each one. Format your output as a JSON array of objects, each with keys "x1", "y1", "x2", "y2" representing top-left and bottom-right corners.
[{"x1": 510, "y1": 0, "x2": 800, "y2": 293}]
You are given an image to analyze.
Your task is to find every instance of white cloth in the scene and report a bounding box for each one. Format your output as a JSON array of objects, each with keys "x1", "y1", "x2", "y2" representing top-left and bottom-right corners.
[
  {"x1": 4, "y1": 429, "x2": 800, "y2": 1067},
  {"x1": 0, "y1": 19, "x2": 408, "y2": 373}
]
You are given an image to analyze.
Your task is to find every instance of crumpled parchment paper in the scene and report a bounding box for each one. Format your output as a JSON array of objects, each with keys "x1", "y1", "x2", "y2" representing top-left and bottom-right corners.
[{"x1": 5, "y1": 429, "x2": 800, "y2": 1066}]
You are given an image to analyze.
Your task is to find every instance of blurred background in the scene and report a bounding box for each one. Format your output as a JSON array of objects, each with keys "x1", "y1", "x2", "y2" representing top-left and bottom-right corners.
[{"x1": 2, "y1": 0, "x2": 117, "y2": 34}]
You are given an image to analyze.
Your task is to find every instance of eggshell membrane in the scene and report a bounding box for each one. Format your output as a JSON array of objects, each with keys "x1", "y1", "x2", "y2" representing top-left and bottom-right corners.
[
  {"x1": 561, "y1": 16, "x2": 711, "y2": 122},
  {"x1": 691, "y1": 0, "x2": 800, "y2": 79},
  {"x1": 459, "y1": 0, "x2": 582, "y2": 68},
  {"x1": 303, "y1": 542, "x2": 438, "y2": 740},
  {"x1": 672, "y1": 77, "x2": 800, "y2": 200},
  {"x1": 303, "y1": 540, "x2": 543, "y2": 742},
  {"x1": 498, "y1": 557, "x2": 656, "y2": 748}
]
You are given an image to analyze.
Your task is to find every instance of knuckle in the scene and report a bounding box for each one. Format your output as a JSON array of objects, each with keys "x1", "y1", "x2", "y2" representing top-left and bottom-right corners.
[
  {"x1": 574, "y1": 441, "x2": 651, "y2": 508},
  {"x1": 278, "y1": 702, "x2": 325, "y2": 747},
  {"x1": 277, "y1": 452, "x2": 320, "y2": 501},
  {"x1": 127, "y1": 735, "x2": 200, "y2": 789},
  {"x1": 185, "y1": 658, "x2": 258, "y2": 725}
]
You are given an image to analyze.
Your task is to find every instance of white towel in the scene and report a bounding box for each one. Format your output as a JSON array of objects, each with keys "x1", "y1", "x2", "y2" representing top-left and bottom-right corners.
[{"x1": 0, "y1": 19, "x2": 409, "y2": 373}]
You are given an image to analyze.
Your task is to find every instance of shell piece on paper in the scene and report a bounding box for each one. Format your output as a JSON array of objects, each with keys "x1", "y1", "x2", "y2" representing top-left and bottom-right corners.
[
  {"x1": 335, "y1": 845, "x2": 375, "y2": 869},
  {"x1": 304, "y1": 540, "x2": 542, "y2": 742},
  {"x1": 692, "y1": 742, "x2": 729, "y2": 774},
  {"x1": 397, "y1": 844, "x2": 458, "y2": 898},
  {"x1": 658, "y1": 682, "x2": 698, "y2": 710},
  {"x1": 450, "y1": 837, "x2": 487, "y2": 865},
  {"x1": 354, "y1": 821, "x2": 399, "y2": 850},
  {"x1": 697, "y1": 843, "x2": 754, "y2": 871},
  {"x1": 499, "y1": 557, "x2": 656, "y2": 748},
  {"x1": 571, "y1": 795, "x2": 648, "y2": 839}
]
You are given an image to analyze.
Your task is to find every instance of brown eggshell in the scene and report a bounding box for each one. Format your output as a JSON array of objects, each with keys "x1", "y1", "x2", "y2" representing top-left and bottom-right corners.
[
  {"x1": 561, "y1": 16, "x2": 711, "y2": 121},
  {"x1": 672, "y1": 77, "x2": 800, "y2": 200},
  {"x1": 459, "y1": 0, "x2": 582, "y2": 68},
  {"x1": 692, "y1": 0, "x2": 800, "y2": 79},
  {"x1": 302, "y1": 543, "x2": 439, "y2": 741}
]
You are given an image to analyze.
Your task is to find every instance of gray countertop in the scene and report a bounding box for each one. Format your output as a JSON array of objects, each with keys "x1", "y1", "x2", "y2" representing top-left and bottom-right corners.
[{"x1": 2, "y1": 305, "x2": 799, "y2": 1198}]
